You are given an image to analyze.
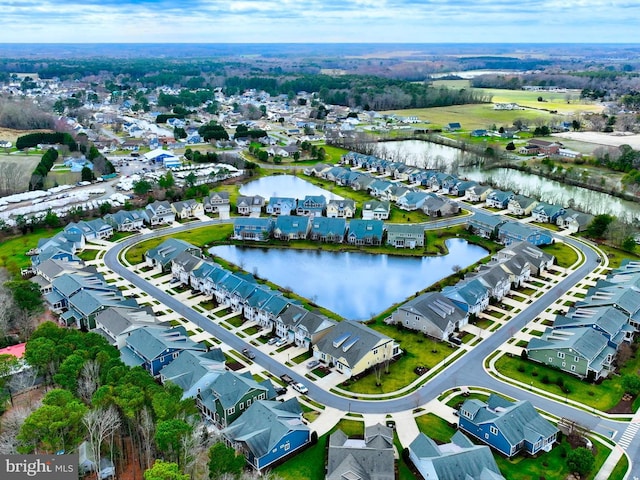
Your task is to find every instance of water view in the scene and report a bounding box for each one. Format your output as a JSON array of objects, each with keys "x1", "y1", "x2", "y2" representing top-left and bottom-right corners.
[
  {"x1": 209, "y1": 238, "x2": 488, "y2": 321},
  {"x1": 376, "y1": 140, "x2": 640, "y2": 222},
  {"x1": 239, "y1": 174, "x2": 343, "y2": 200}
]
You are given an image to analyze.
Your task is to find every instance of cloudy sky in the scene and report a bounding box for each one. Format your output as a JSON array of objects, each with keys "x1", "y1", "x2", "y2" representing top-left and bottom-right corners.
[{"x1": 1, "y1": 0, "x2": 638, "y2": 43}]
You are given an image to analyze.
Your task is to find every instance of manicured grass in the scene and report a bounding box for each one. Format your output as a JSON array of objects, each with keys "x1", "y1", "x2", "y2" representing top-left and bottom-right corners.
[
  {"x1": 414, "y1": 413, "x2": 456, "y2": 443},
  {"x1": 242, "y1": 325, "x2": 261, "y2": 336},
  {"x1": 225, "y1": 314, "x2": 244, "y2": 328},
  {"x1": 321, "y1": 144, "x2": 350, "y2": 163},
  {"x1": 199, "y1": 300, "x2": 217, "y2": 310},
  {"x1": 494, "y1": 354, "x2": 635, "y2": 412},
  {"x1": 595, "y1": 243, "x2": 640, "y2": 269},
  {"x1": 340, "y1": 322, "x2": 456, "y2": 394},
  {"x1": 78, "y1": 249, "x2": 100, "y2": 261},
  {"x1": 124, "y1": 223, "x2": 233, "y2": 264},
  {"x1": 540, "y1": 242, "x2": 579, "y2": 269},
  {"x1": 291, "y1": 350, "x2": 312, "y2": 364},
  {"x1": 0, "y1": 227, "x2": 63, "y2": 275},
  {"x1": 445, "y1": 393, "x2": 489, "y2": 409},
  {"x1": 110, "y1": 231, "x2": 136, "y2": 242},
  {"x1": 608, "y1": 453, "x2": 629, "y2": 480}
]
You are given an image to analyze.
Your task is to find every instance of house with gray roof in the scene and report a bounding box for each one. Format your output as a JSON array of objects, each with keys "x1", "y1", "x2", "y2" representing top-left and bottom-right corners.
[
  {"x1": 497, "y1": 222, "x2": 553, "y2": 246},
  {"x1": 369, "y1": 180, "x2": 394, "y2": 198},
  {"x1": 236, "y1": 195, "x2": 265, "y2": 216},
  {"x1": 347, "y1": 219, "x2": 384, "y2": 246},
  {"x1": 391, "y1": 292, "x2": 468, "y2": 341},
  {"x1": 145, "y1": 238, "x2": 202, "y2": 272},
  {"x1": 326, "y1": 423, "x2": 395, "y2": 480},
  {"x1": 273, "y1": 215, "x2": 312, "y2": 240},
  {"x1": 351, "y1": 174, "x2": 376, "y2": 192},
  {"x1": 485, "y1": 190, "x2": 514, "y2": 209},
  {"x1": 309, "y1": 217, "x2": 347, "y2": 243},
  {"x1": 64, "y1": 219, "x2": 113, "y2": 242},
  {"x1": 409, "y1": 431, "x2": 505, "y2": 480},
  {"x1": 232, "y1": 217, "x2": 274, "y2": 241},
  {"x1": 313, "y1": 320, "x2": 400, "y2": 377},
  {"x1": 458, "y1": 394, "x2": 558, "y2": 457},
  {"x1": 527, "y1": 327, "x2": 616, "y2": 380},
  {"x1": 386, "y1": 224, "x2": 425, "y2": 249},
  {"x1": 121, "y1": 325, "x2": 206, "y2": 376},
  {"x1": 468, "y1": 263, "x2": 512, "y2": 301},
  {"x1": 222, "y1": 398, "x2": 310, "y2": 471},
  {"x1": 326, "y1": 199, "x2": 356, "y2": 218},
  {"x1": 197, "y1": 370, "x2": 275, "y2": 428},
  {"x1": 361, "y1": 200, "x2": 390, "y2": 220},
  {"x1": 203, "y1": 191, "x2": 231, "y2": 215},
  {"x1": 266, "y1": 197, "x2": 298, "y2": 216},
  {"x1": 422, "y1": 194, "x2": 460, "y2": 218},
  {"x1": 556, "y1": 208, "x2": 593, "y2": 232},
  {"x1": 92, "y1": 306, "x2": 163, "y2": 348},
  {"x1": 468, "y1": 212, "x2": 506, "y2": 239},
  {"x1": 104, "y1": 210, "x2": 145, "y2": 232},
  {"x1": 466, "y1": 185, "x2": 493, "y2": 203},
  {"x1": 159, "y1": 349, "x2": 226, "y2": 399},
  {"x1": 442, "y1": 278, "x2": 490, "y2": 316},
  {"x1": 143, "y1": 200, "x2": 175, "y2": 226},
  {"x1": 275, "y1": 303, "x2": 335, "y2": 349},
  {"x1": 171, "y1": 251, "x2": 204, "y2": 285},
  {"x1": 30, "y1": 259, "x2": 94, "y2": 294},
  {"x1": 296, "y1": 195, "x2": 326, "y2": 217},
  {"x1": 493, "y1": 242, "x2": 554, "y2": 276},
  {"x1": 558, "y1": 306, "x2": 634, "y2": 347},
  {"x1": 171, "y1": 199, "x2": 204, "y2": 219},
  {"x1": 507, "y1": 195, "x2": 538, "y2": 217}
]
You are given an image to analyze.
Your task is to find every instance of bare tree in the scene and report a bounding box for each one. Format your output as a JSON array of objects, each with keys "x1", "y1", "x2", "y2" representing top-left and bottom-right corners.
[
  {"x1": 138, "y1": 406, "x2": 155, "y2": 471},
  {"x1": 83, "y1": 406, "x2": 121, "y2": 474},
  {"x1": 77, "y1": 360, "x2": 100, "y2": 405},
  {"x1": 0, "y1": 406, "x2": 34, "y2": 454}
]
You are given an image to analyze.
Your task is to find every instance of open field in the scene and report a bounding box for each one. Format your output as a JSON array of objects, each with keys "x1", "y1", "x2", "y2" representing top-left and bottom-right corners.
[
  {"x1": 0, "y1": 153, "x2": 40, "y2": 193},
  {"x1": 554, "y1": 131, "x2": 640, "y2": 150},
  {"x1": 0, "y1": 127, "x2": 52, "y2": 145},
  {"x1": 478, "y1": 88, "x2": 604, "y2": 115}
]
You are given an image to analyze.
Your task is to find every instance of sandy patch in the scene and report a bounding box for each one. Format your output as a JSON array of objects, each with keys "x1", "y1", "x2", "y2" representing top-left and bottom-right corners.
[{"x1": 553, "y1": 131, "x2": 640, "y2": 150}]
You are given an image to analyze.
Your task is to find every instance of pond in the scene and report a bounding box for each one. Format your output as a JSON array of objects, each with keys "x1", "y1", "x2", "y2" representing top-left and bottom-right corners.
[
  {"x1": 239, "y1": 174, "x2": 343, "y2": 200},
  {"x1": 375, "y1": 140, "x2": 640, "y2": 222},
  {"x1": 209, "y1": 238, "x2": 488, "y2": 321}
]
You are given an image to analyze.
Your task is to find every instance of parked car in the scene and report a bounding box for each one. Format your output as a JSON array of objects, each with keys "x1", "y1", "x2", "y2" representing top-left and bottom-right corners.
[
  {"x1": 242, "y1": 348, "x2": 256, "y2": 360},
  {"x1": 275, "y1": 386, "x2": 287, "y2": 396},
  {"x1": 275, "y1": 338, "x2": 288, "y2": 347},
  {"x1": 280, "y1": 374, "x2": 294, "y2": 384},
  {"x1": 293, "y1": 382, "x2": 308, "y2": 394},
  {"x1": 267, "y1": 337, "x2": 279, "y2": 346},
  {"x1": 307, "y1": 360, "x2": 320, "y2": 369}
]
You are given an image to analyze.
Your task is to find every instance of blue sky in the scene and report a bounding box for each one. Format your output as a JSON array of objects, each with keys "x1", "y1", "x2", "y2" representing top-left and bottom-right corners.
[{"x1": 2, "y1": 0, "x2": 638, "y2": 43}]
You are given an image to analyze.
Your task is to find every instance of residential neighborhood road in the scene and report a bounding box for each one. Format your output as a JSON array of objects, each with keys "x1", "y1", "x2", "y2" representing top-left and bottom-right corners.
[{"x1": 103, "y1": 218, "x2": 639, "y2": 477}]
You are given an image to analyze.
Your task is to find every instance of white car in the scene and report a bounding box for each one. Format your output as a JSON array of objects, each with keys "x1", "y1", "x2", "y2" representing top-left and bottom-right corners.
[
  {"x1": 293, "y1": 382, "x2": 308, "y2": 394},
  {"x1": 274, "y1": 338, "x2": 288, "y2": 347}
]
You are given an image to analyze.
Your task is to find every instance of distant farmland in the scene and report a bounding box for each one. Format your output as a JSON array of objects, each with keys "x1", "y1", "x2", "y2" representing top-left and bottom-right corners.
[{"x1": 0, "y1": 153, "x2": 40, "y2": 195}]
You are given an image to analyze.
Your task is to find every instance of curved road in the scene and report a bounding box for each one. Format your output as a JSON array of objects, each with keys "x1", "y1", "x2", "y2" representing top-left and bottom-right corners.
[{"x1": 104, "y1": 216, "x2": 638, "y2": 477}]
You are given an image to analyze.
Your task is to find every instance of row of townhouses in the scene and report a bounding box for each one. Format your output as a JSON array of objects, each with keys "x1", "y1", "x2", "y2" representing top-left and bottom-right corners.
[
  {"x1": 388, "y1": 242, "x2": 555, "y2": 342},
  {"x1": 527, "y1": 259, "x2": 640, "y2": 380}
]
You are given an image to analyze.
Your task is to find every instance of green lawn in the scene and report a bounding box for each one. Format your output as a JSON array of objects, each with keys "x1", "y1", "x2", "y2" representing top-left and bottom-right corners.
[
  {"x1": 78, "y1": 249, "x2": 100, "y2": 261},
  {"x1": 0, "y1": 227, "x2": 63, "y2": 276},
  {"x1": 494, "y1": 353, "x2": 638, "y2": 412},
  {"x1": 414, "y1": 413, "x2": 456, "y2": 443},
  {"x1": 541, "y1": 242, "x2": 579, "y2": 268},
  {"x1": 124, "y1": 223, "x2": 233, "y2": 264},
  {"x1": 608, "y1": 453, "x2": 629, "y2": 480},
  {"x1": 445, "y1": 393, "x2": 489, "y2": 409}
]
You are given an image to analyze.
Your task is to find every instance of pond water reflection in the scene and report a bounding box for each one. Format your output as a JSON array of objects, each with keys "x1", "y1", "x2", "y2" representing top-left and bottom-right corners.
[
  {"x1": 239, "y1": 174, "x2": 343, "y2": 200},
  {"x1": 209, "y1": 238, "x2": 488, "y2": 320}
]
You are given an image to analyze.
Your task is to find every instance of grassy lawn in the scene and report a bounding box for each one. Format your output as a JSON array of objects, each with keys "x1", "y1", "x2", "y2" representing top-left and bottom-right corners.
[
  {"x1": 595, "y1": 243, "x2": 640, "y2": 269},
  {"x1": 540, "y1": 242, "x2": 579, "y2": 269},
  {"x1": 291, "y1": 350, "x2": 313, "y2": 364},
  {"x1": 608, "y1": 453, "x2": 629, "y2": 480},
  {"x1": 110, "y1": 231, "x2": 136, "y2": 242},
  {"x1": 199, "y1": 299, "x2": 217, "y2": 310},
  {"x1": 78, "y1": 249, "x2": 100, "y2": 261},
  {"x1": 242, "y1": 325, "x2": 261, "y2": 336},
  {"x1": 494, "y1": 354, "x2": 633, "y2": 412},
  {"x1": 0, "y1": 227, "x2": 63, "y2": 275},
  {"x1": 225, "y1": 315, "x2": 244, "y2": 328},
  {"x1": 340, "y1": 321, "x2": 456, "y2": 394},
  {"x1": 445, "y1": 392, "x2": 489, "y2": 409},
  {"x1": 415, "y1": 413, "x2": 456, "y2": 443},
  {"x1": 124, "y1": 223, "x2": 233, "y2": 264},
  {"x1": 321, "y1": 144, "x2": 350, "y2": 163}
]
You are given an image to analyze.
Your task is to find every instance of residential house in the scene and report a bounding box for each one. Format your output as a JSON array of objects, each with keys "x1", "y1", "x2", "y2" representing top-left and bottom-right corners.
[
  {"x1": 451, "y1": 180, "x2": 478, "y2": 197},
  {"x1": 266, "y1": 197, "x2": 298, "y2": 216},
  {"x1": 275, "y1": 303, "x2": 336, "y2": 348},
  {"x1": 92, "y1": 306, "x2": 163, "y2": 348},
  {"x1": 369, "y1": 180, "x2": 394, "y2": 198},
  {"x1": 559, "y1": 306, "x2": 634, "y2": 347},
  {"x1": 507, "y1": 195, "x2": 538, "y2": 216},
  {"x1": 556, "y1": 209, "x2": 593, "y2": 232},
  {"x1": 326, "y1": 423, "x2": 395, "y2": 480},
  {"x1": 203, "y1": 192, "x2": 231, "y2": 216},
  {"x1": 468, "y1": 212, "x2": 506, "y2": 239},
  {"x1": 222, "y1": 398, "x2": 310, "y2": 471},
  {"x1": 104, "y1": 210, "x2": 145, "y2": 232},
  {"x1": 197, "y1": 371, "x2": 275, "y2": 428},
  {"x1": 396, "y1": 191, "x2": 429, "y2": 211},
  {"x1": 30, "y1": 258, "x2": 94, "y2": 294},
  {"x1": 409, "y1": 431, "x2": 506, "y2": 480},
  {"x1": 236, "y1": 195, "x2": 265, "y2": 216},
  {"x1": 273, "y1": 215, "x2": 312, "y2": 240},
  {"x1": 352, "y1": 174, "x2": 376, "y2": 192},
  {"x1": 303, "y1": 163, "x2": 331, "y2": 176},
  {"x1": 390, "y1": 292, "x2": 468, "y2": 341},
  {"x1": 31, "y1": 232, "x2": 83, "y2": 267},
  {"x1": 493, "y1": 255, "x2": 531, "y2": 288},
  {"x1": 158, "y1": 346, "x2": 225, "y2": 400},
  {"x1": 143, "y1": 200, "x2": 175, "y2": 226},
  {"x1": 526, "y1": 139, "x2": 561, "y2": 156},
  {"x1": 531, "y1": 203, "x2": 565, "y2": 224},
  {"x1": 458, "y1": 394, "x2": 558, "y2": 457},
  {"x1": 313, "y1": 320, "x2": 400, "y2": 377},
  {"x1": 385, "y1": 224, "x2": 425, "y2": 249},
  {"x1": 442, "y1": 279, "x2": 491, "y2": 316},
  {"x1": 326, "y1": 199, "x2": 356, "y2": 218},
  {"x1": 309, "y1": 217, "x2": 347, "y2": 243},
  {"x1": 445, "y1": 122, "x2": 462, "y2": 131},
  {"x1": 120, "y1": 325, "x2": 207, "y2": 376},
  {"x1": 466, "y1": 185, "x2": 493, "y2": 203},
  {"x1": 497, "y1": 222, "x2": 553, "y2": 247},
  {"x1": 347, "y1": 219, "x2": 384, "y2": 246},
  {"x1": 64, "y1": 219, "x2": 114, "y2": 242},
  {"x1": 171, "y1": 199, "x2": 204, "y2": 219},
  {"x1": 485, "y1": 190, "x2": 514, "y2": 209},
  {"x1": 494, "y1": 242, "x2": 555, "y2": 276},
  {"x1": 296, "y1": 195, "x2": 327, "y2": 217},
  {"x1": 422, "y1": 195, "x2": 459, "y2": 217},
  {"x1": 468, "y1": 264, "x2": 512, "y2": 302},
  {"x1": 361, "y1": 200, "x2": 390, "y2": 220},
  {"x1": 232, "y1": 217, "x2": 274, "y2": 241},
  {"x1": 171, "y1": 251, "x2": 204, "y2": 285},
  {"x1": 145, "y1": 238, "x2": 202, "y2": 272},
  {"x1": 526, "y1": 327, "x2": 617, "y2": 380}
]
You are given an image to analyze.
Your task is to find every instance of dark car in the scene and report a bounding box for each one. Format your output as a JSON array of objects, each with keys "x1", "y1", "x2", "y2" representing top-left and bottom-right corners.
[
  {"x1": 275, "y1": 386, "x2": 287, "y2": 396},
  {"x1": 242, "y1": 348, "x2": 256, "y2": 360}
]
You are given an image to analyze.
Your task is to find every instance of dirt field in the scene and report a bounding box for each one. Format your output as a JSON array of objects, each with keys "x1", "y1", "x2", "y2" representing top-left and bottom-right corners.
[
  {"x1": 0, "y1": 127, "x2": 51, "y2": 145},
  {"x1": 553, "y1": 131, "x2": 640, "y2": 150},
  {"x1": 0, "y1": 153, "x2": 41, "y2": 194}
]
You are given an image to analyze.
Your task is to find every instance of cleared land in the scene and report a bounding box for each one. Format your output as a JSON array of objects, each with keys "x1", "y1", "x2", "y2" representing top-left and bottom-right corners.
[
  {"x1": 0, "y1": 153, "x2": 41, "y2": 193},
  {"x1": 553, "y1": 131, "x2": 640, "y2": 150}
]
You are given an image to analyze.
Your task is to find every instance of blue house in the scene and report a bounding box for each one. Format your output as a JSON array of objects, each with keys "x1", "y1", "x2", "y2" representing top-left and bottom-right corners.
[
  {"x1": 532, "y1": 203, "x2": 565, "y2": 223},
  {"x1": 458, "y1": 394, "x2": 558, "y2": 458},
  {"x1": 232, "y1": 218, "x2": 274, "y2": 241},
  {"x1": 497, "y1": 222, "x2": 553, "y2": 246},
  {"x1": 223, "y1": 398, "x2": 311, "y2": 471},
  {"x1": 309, "y1": 217, "x2": 347, "y2": 243},
  {"x1": 266, "y1": 197, "x2": 298, "y2": 216},
  {"x1": 347, "y1": 219, "x2": 384, "y2": 246},
  {"x1": 442, "y1": 278, "x2": 490, "y2": 316},
  {"x1": 485, "y1": 190, "x2": 515, "y2": 209},
  {"x1": 468, "y1": 212, "x2": 506, "y2": 239},
  {"x1": 296, "y1": 195, "x2": 326, "y2": 217},
  {"x1": 273, "y1": 215, "x2": 311, "y2": 240},
  {"x1": 120, "y1": 325, "x2": 207, "y2": 376}
]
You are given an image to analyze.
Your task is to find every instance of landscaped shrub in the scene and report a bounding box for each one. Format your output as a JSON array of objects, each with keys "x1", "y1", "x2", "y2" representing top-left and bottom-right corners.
[{"x1": 541, "y1": 374, "x2": 550, "y2": 384}]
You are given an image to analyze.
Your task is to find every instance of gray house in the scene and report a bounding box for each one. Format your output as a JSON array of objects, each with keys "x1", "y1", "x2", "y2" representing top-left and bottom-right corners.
[{"x1": 386, "y1": 224, "x2": 425, "y2": 249}]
